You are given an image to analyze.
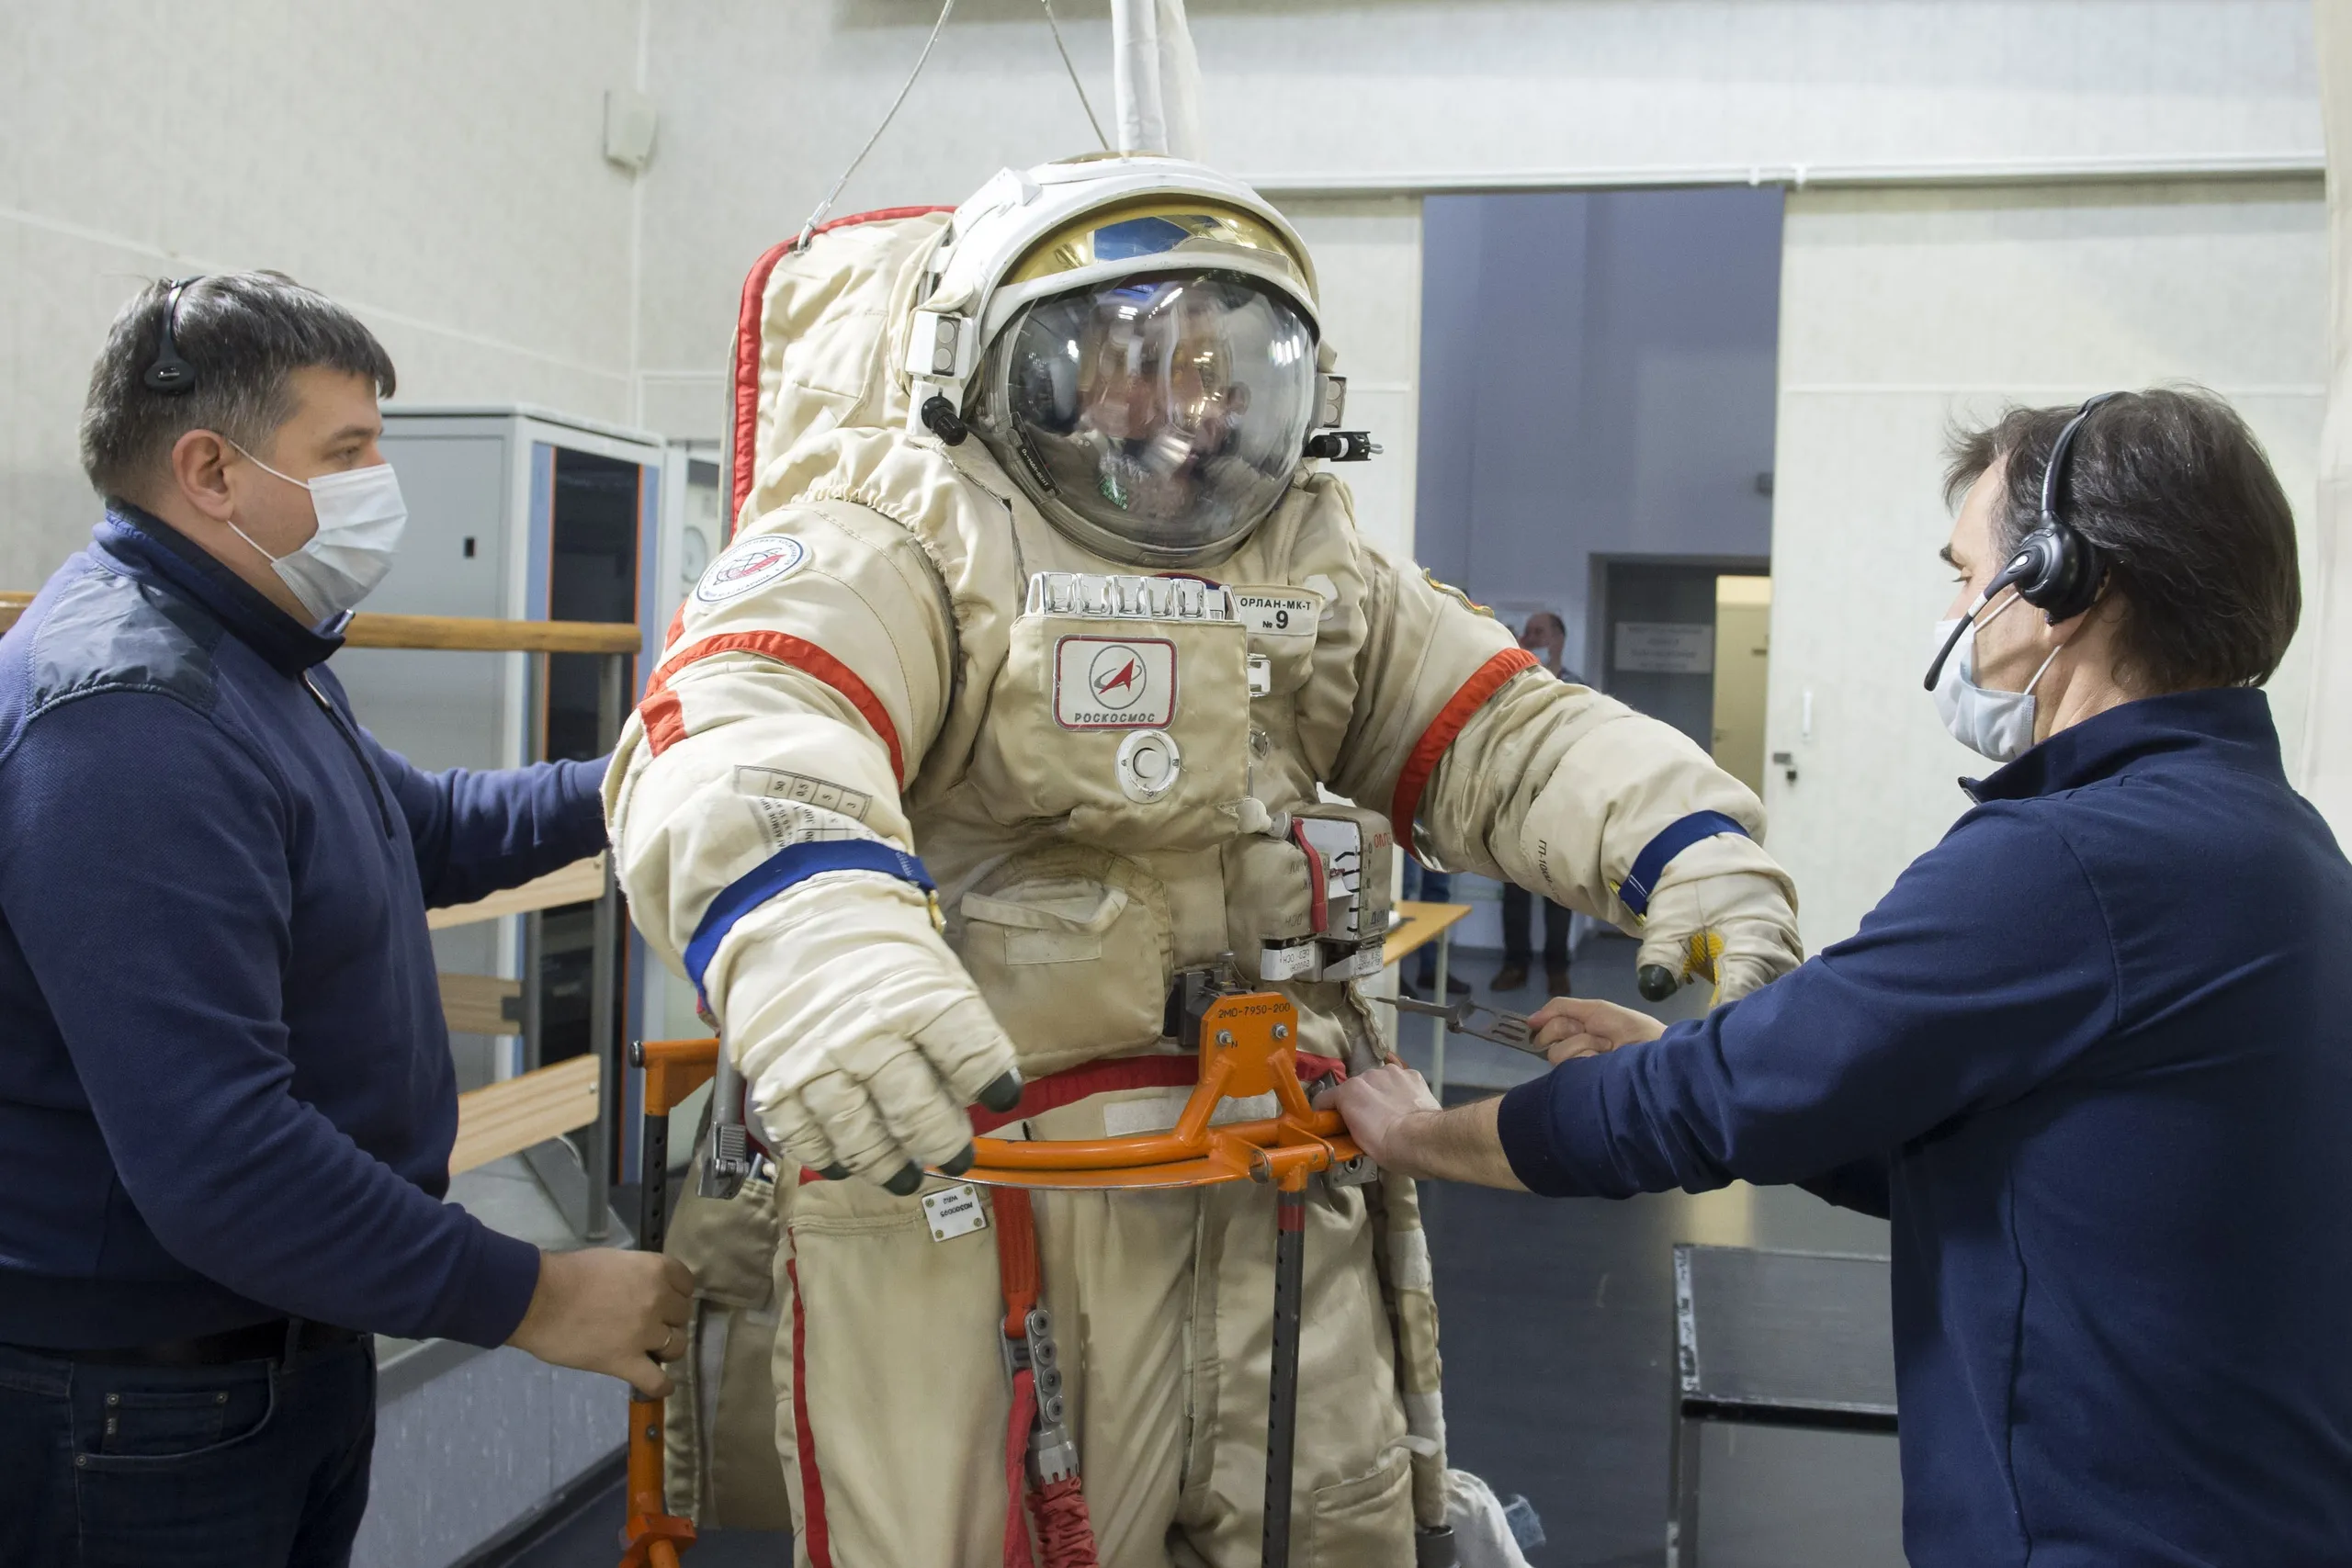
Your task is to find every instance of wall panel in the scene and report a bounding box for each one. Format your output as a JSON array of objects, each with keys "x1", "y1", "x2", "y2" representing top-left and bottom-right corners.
[
  {"x1": 632, "y1": 0, "x2": 2322, "y2": 438},
  {"x1": 1766, "y1": 179, "x2": 2327, "y2": 951},
  {"x1": 1275, "y1": 196, "x2": 1423, "y2": 563},
  {"x1": 0, "y1": 0, "x2": 644, "y2": 586}
]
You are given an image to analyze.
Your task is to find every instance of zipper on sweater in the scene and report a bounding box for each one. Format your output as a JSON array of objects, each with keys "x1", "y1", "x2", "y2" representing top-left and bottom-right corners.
[{"x1": 302, "y1": 672, "x2": 394, "y2": 837}]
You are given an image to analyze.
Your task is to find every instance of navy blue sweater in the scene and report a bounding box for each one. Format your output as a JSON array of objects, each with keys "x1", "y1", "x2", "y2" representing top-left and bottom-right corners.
[
  {"x1": 0, "y1": 507, "x2": 609, "y2": 1349},
  {"x1": 1498, "y1": 689, "x2": 2352, "y2": 1565}
]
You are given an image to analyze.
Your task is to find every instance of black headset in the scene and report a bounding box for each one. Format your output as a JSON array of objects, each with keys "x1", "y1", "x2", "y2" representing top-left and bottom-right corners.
[
  {"x1": 142, "y1": 276, "x2": 204, "y2": 396},
  {"x1": 1923, "y1": 391, "x2": 2121, "y2": 692}
]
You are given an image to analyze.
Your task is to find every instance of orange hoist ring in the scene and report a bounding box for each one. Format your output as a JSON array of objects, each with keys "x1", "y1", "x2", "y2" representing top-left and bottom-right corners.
[
  {"x1": 633, "y1": 991, "x2": 1361, "y2": 1193},
  {"x1": 958, "y1": 993, "x2": 1361, "y2": 1190}
]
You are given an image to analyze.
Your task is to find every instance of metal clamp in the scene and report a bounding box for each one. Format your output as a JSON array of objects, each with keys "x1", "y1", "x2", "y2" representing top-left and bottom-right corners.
[{"x1": 1004, "y1": 1305, "x2": 1081, "y2": 1486}]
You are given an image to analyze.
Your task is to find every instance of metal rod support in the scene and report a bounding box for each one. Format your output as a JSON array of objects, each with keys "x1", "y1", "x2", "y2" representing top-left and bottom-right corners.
[
  {"x1": 583, "y1": 649, "x2": 628, "y2": 1244},
  {"x1": 1429, "y1": 930, "x2": 1451, "y2": 1103},
  {"x1": 1262, "y1": 1178, "x2": 1307, "y2": 1568},
  {"x1": 639, "y1": 1109, "x2": 671, "y2": 1257}
]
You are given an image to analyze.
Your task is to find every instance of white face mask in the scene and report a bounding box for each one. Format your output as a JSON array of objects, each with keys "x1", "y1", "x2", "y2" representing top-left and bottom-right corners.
[
  {"x1": 225, "y1": 442, "x2": 407, "y2": 625},
  {"x1": 1928, "y1": 589, "x2": 2064, "y2": 764}
]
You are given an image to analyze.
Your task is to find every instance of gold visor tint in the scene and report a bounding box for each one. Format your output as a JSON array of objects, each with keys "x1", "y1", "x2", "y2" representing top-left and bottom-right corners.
[{"x1": 1002, "y1": 197, "x2": 1317, "y2": 303}]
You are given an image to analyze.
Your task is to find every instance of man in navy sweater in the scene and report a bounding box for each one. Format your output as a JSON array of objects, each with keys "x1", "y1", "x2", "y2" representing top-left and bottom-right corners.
[
  {"x1": 1327, "y1": 389, "x2": 2352, "y2": 1565},
  {"x1": 0, "y1": 273, "x2": 692, "y2": 1567}
]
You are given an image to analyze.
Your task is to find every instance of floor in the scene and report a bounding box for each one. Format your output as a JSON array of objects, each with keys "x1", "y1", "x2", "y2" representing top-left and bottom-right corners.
[{"x1": 503, "y1": 936, "x2": 1903, "y2": 1568}]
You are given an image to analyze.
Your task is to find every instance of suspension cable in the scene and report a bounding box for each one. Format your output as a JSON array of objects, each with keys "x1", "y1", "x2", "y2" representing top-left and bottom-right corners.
[
  {"x1": 1040, "y1": 0, "x2": 1109, "y2": 151},
  {"x1": 791, "y1": 0, "x2": 960, "y2": 252}
]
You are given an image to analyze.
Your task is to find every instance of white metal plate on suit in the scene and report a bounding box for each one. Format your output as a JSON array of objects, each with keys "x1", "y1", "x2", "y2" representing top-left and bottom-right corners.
[
  {"x1": 1054, "y1": 636, "x2": 1176, "y2": 728},
  {"x1": 922, "y1": 1184, "x2": 989, "y2": 1242},
  {"x1": 1261, "y1": 939, "x2": 1319, "y2": 981},
  {"x1": 1320, "y1": 939, "x2": 1385, "y2": 981}
]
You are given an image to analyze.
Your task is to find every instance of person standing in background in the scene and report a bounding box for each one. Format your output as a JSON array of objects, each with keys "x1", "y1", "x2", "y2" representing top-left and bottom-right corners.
[{"x1": 1496, "y1": 610, "x2": 1577, "y2": 995}]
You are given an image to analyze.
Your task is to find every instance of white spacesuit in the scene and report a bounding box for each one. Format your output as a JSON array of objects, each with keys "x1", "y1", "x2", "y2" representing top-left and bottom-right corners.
[{"x1": 607, "y1": 155, "x2": 1801, "y2": 1567}]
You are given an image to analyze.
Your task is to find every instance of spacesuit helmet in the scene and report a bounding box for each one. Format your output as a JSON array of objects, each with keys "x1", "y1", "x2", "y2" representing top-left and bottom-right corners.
[{"x1": 909, "y1": 158, "x2": 1334, "y2": 568}]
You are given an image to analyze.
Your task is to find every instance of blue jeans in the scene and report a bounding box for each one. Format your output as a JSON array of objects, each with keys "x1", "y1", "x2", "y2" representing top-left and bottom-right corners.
[
  {"x1": 1501, "y1": 882, "x2": 1571, "y2": 970},
  {"x1": 0, "y1": 1336, "x2": 376, "y2": 1567},
  {"x1": 1401, "y1": 863, "x2": 1453, "y2": 985}
]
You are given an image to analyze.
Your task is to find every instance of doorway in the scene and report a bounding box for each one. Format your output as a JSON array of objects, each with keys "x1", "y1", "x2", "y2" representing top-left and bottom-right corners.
[{"x1": 1591, "y1": 554, "x2": 1771, "y2": 772}]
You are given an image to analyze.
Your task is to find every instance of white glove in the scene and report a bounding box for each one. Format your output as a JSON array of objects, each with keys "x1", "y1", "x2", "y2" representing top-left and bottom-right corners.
[
  {"x1": 1633, "y1": 833, "x2": 1803, "y2": 1004},
  {"x1": 712, "y1": 872, "x2": 1023, "y2": 1193},
  {"x1": 1443, "y1": 1468, "x2": 1537, "y2": 1568}
]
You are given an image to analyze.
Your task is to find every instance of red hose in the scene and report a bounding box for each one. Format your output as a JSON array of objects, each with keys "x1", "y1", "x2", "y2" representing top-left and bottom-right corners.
[{"x1": 1003, "y1": 1368, "x2": 1039, "y2": 1568}]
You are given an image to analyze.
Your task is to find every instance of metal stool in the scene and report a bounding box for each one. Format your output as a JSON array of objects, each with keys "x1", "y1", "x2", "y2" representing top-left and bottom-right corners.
[{"x1": 1668, "y1": 1244, "x2": 1898, "y2": 1568}]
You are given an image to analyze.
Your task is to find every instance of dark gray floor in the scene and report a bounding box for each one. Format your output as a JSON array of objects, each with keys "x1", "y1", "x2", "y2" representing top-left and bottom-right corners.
[
  {"x1": 506, "y1": 937, "x2": 1901, "y2": 1568},
  {"x1": 492, "y1": 1493, "x2": 787, "y2": 1567},
  {"x1": 1403, "y1": 936, "x2": 1903, "y2": 1568}
]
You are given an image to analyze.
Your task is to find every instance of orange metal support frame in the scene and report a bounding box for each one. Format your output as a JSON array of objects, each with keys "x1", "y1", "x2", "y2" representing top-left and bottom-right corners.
[
  {"x1": 620, "y1": 1037, "x2": 721, "y2": 1568},
  {"x1": 958, "y1": 993, "x2": 1361, "y2": 1190}
]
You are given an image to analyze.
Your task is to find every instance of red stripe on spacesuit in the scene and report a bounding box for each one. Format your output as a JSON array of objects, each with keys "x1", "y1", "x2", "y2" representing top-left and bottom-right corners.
[
  {"x1": 780, "y1": 1052, "x2": 1351, "y2": 1173},
  {"x1": 638, "y1": 687, "x2": 687, "y2": 754},
  {"x1": 634, "y1": 630, "x2": 907, "y2": 785},
  {"x1": 964, "y1": 1050, "x2": 1348, "y2": 1137},
  {"x1": 786, "y1": 1256, "x2": 834, "y2": 1568},
  {"x1": 729, "y1": 206, "x2": 960, "y2": 525},
  {"x1": 1389, "y1": 648, "x2": 1542, "y2": 865}
]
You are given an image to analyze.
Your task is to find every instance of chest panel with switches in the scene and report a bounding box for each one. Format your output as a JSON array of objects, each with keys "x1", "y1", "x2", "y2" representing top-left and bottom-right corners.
[{"x1": 1256, "y1": 805, "x2": 1393, "y2": 984}]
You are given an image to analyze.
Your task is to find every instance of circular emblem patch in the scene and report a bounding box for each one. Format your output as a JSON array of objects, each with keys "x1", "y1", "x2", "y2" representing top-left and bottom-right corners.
[
  {"x1": 1088, "y1": 644, "x2": 1150, "y2": 711},
  {"x1": 695, "y1": 535, "x2": 807, "y2": 604}
]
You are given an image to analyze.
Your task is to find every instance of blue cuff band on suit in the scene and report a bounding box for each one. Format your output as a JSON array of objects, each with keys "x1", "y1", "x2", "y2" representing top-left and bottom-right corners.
[
  {"x1": 684, "y1": 840, "x2": 934, "y2": 994},
  {"x1": 1618, "y1": 811, "x2": 1749, "y2": 919}
]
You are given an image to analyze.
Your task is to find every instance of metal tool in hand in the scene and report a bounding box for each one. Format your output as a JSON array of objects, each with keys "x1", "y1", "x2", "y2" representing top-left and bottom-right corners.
[{"x1": 1375, "y1": 994, "x2": 1544, "y2": 1057}]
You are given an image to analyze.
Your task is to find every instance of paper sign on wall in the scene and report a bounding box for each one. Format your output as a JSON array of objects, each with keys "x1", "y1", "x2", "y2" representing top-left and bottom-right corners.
[{"x1": 1614, "y1": 622, "x2": 1715, "y2": 674}]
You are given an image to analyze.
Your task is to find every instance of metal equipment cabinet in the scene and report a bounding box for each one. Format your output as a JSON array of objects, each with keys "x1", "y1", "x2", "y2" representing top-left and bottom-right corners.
[{"x1": 334, "y1": 406, "x2": 673, "y2": 1097}]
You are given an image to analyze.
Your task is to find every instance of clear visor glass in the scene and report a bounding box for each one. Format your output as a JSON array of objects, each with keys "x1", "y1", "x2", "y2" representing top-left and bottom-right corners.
[{"x1": 970, "y1": 272, "x2": 1318, "y2": 561}]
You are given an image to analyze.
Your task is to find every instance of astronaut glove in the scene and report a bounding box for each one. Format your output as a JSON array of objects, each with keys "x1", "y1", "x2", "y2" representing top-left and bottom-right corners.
[
  {"x1": 713, "y1": 872, "x2": 1023, "y2": 1196},
  {"x1": 1634, "y1": 833, "x2": 1804, "y2": 1005}
]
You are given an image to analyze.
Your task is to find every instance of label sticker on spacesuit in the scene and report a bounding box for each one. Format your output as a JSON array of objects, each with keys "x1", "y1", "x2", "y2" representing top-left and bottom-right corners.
[
  {"x1": 694, "y1": 535, "x2": 807, "y2": 604},
  {"x1": 1053, "y1": 636, "x2": 1176, "y2": 729},
  {"x1": 733, "y1": 765, "x2": 871, "y2": 823},
  {"x1": 922, "y1": 1183, "x2": 989, "y2": 1242},
  {"x1": 1233, "y1": 591, "x2": 1320, "y2": 637},
  {"x1": 744, "y1": 798, "x2": 874, "y2": 854}
]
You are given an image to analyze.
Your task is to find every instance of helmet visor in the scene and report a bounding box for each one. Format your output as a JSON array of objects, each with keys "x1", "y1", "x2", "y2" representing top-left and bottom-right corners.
[{"x1": 972, "y1": 272, "x2": 1317, "y2": 562}]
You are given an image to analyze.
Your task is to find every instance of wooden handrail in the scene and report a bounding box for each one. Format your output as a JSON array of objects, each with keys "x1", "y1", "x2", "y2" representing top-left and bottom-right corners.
[
  {"x1": 438, "y1": 972, "x2": 526, "y2": 1037},
  {"x1": 0, "y1": 595, "x2": 639, "y2": 656},
  {"x1": 427, "y1": 854, "x2": 608, "y2": 930},
  {"x1": 341, "y1": 613, "x2": 642, "y2": 655},
  {"x1": 449, "y1": 1055, "x2": 602, "y2": 1177}
]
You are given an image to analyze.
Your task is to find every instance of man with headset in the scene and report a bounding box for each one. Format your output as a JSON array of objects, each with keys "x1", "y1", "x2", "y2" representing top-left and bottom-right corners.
[
  {"x1": 1326, "y1": 389, "x2": 2352, "y2": 1564},
  {"x1": 0, "y1": 274, "x2": 693, "y2": 1566}
]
